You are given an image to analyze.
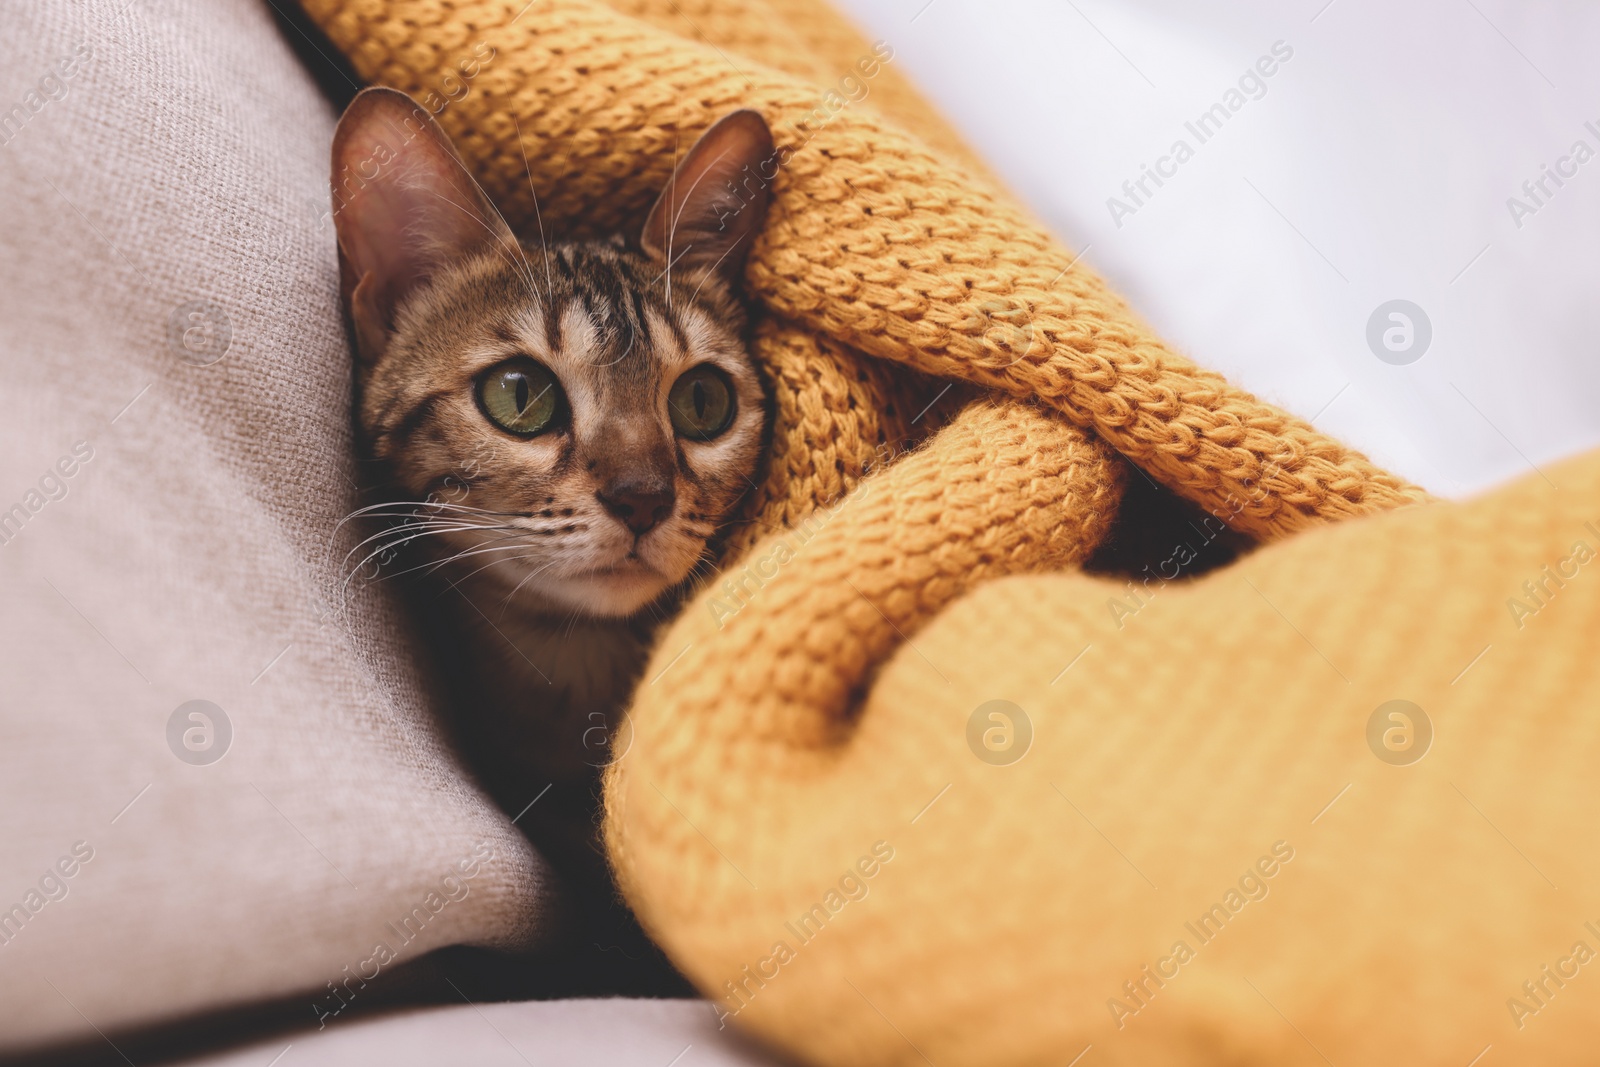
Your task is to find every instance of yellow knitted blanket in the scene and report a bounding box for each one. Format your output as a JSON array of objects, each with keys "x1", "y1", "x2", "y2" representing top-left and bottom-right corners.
[{"x1": 302, "y1": 1, "x2": 1599, "y2": 1063}]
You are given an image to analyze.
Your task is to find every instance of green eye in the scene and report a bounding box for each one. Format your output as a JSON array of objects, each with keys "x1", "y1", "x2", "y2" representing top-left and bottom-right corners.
[
  {"x1": 668, "y1": 365, "x2": 736, "y2": 440},
  {"x1": 477, "y1": 358, "x2": 563, "y2": 437}
]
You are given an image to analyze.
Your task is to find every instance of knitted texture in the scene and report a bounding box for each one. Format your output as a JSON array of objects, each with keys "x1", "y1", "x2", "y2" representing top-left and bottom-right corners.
[
  {"x1": 299, "y1": 0, "x2": 1427, "y2": 544},
  {"x1": 608, "y1": 446, "x2": 1600, "y2": 1066},
  {"x1": 284, "y1": 2, "x2": 1533, "y2": 1064},
  {"x1": 606, "y1": 0, "x2": 1001, "y2": 181}
]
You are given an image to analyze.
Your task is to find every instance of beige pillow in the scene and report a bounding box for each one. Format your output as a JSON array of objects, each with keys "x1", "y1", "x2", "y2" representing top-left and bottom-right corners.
[{"x1": 0, "y1": 0, "x2": 554, "y2": 1054}]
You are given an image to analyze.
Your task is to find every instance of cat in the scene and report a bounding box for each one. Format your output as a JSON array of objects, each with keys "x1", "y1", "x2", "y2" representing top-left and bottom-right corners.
[{"x1": 329, "y1": 87, "x2": 774, "y2": 978}]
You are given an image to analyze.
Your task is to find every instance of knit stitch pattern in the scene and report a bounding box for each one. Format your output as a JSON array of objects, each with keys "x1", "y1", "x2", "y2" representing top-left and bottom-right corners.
[
  {"x1": 301, "y1": 0, "x2": 1426, "y2": 544},
  {"x1": 613, "y1": 446, "x2": 1600, "y2": 1066},
  {"x1": 282, "y1": 2, "x2": 1565, "y2": 1065}
]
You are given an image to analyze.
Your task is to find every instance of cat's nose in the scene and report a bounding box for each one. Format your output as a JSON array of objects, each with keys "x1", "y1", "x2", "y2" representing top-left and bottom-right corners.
[{"x1": 597, "y1": 482, "x2": 675, "y2": 535}]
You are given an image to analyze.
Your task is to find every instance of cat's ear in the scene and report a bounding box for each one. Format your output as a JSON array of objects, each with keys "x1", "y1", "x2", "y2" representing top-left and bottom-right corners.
[
  {"x1": 330, "y1": 87, "x2": 516, "y2": 364},
  {"x1": 641, "y1": 109, "x2": 775, "y2": 280}
]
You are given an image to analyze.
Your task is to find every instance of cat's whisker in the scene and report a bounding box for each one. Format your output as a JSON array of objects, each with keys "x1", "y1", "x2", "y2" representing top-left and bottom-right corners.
[
  {"x1": 335, "y1": 499, "x2": 534, "y2": 575},
  {"x1": 513, "y1": 116, "x2": 556, "y2": 303},
  {"x1": 663, "y1": 127, "x2": 682, "y2": 314},
  {"x1": 456, "y1": 552, "x2": 549, "y2": 610},
  {"x1": 398, "y1": 535, "x2": 551, "y2": 582},
  {"x1": 682, "y1": 554, "x2": 723, "y2": 588},
  {"x1": 340, "y1": 516, "x2": 503, "y2": 545},
  {"x1": 342, "y1": 513, "x2": 505, "y2": 547},
  {"x1": 484, "y1": 210, "x2": 543, "y2": 305},
  {"x1": 420, "y1": 186, "x2": 542, "y2": 305},
  {"x1": 356, "y1": 500, "x2": 522, "y2": 517},
  {"x1": 341, "y1": 525, "x2": 470, "y2": 585},
  {"x1": 426, "y1": 551, "x2": 544, "y2": 604},
  {"x1": 340, "y1": 518, "x2": 517, "y2": 571},
  {"x1": 558, "y1": 600, "x2": 588, "y2": 643},
  {"x1": 340, "y1": 523, "x2": 528, "y2": 593},
  {"x1": 498, "y1": 559, "x2": 561, "y2": 615},
  {"x1": 355, "y1": 538, "x2": 528, "y2": 589},
  {"x1": 662, "y1": 141, "x2": 740, "y2": 316},
  {"x1": 476, "y1": 182, "x2": 541, "y2": 299},
  {"x1": 686, "y1": 243, "x2": 740, "y2": 309},
  {"x1": 336, "y1": 499, "x2": 528, "y2": 531}
]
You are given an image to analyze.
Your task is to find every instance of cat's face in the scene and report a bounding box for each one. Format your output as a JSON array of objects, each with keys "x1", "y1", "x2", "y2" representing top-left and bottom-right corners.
[
  {"x1": 356, "y1": 241, "x2": 767, "y2": 617},
  {"x1": 331, "y1": 90, "x2": 773, "y2": 618}
]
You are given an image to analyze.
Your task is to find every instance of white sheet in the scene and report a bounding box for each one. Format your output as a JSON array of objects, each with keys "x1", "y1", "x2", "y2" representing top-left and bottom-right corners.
[
  {"x1": 836, "y1": 0, "x2": 1600, "y2": 497},
  {"x1": 170, "y1": 998, "x2": 775, "y2": 1067}
]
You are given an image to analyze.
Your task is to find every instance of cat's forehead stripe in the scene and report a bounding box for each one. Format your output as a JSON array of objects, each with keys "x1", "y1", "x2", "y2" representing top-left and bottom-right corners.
[
  {"x1": 559, "y1": 300, "x2": 600, "y2": 360},
  {"x1": 642, "y1": 305, "x2": 690, "y2": 369},
  {"x1": 503, "y1": 305, "x2": 545, "y2": 355}
]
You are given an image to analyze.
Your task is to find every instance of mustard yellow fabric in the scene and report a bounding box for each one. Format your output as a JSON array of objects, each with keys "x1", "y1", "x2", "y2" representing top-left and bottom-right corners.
[
  {"x1": 613, "y1": 445, "x2": 1600, "y2": 1067},
  {"x1": 296, "y1": 2, "x2": 1600, "y2": 1064},
  {"x1": 302, "y1": 0, "x2": 1422, "y2": 546}
]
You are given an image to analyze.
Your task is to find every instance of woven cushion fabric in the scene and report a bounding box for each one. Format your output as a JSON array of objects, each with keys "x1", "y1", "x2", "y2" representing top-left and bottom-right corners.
[{"x1": 0, "y1": 0, "x2": 553, "y2": 1055}]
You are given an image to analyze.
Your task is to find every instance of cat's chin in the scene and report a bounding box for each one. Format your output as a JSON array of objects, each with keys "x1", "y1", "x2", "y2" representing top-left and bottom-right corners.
[{"x1": 527, "y1": 562, "x2": 676, "y2": 620}]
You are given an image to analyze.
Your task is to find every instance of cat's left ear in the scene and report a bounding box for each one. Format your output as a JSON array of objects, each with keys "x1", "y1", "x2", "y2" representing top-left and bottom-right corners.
[
  {"x1": 641, "y1": 110, "x2": 775, "y2": 280},
  {"x1": 330, "y1": 87, "x2": 517, "y2": 365}
]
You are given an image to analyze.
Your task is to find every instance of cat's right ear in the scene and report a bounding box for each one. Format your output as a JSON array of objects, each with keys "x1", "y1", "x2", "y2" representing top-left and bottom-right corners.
[
  {"x1": 330, "y1": 87, "x2": 516, "y2": 365},
  {"x1": 641, "y1": 110, "x2": 775, "y2": 279}
]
